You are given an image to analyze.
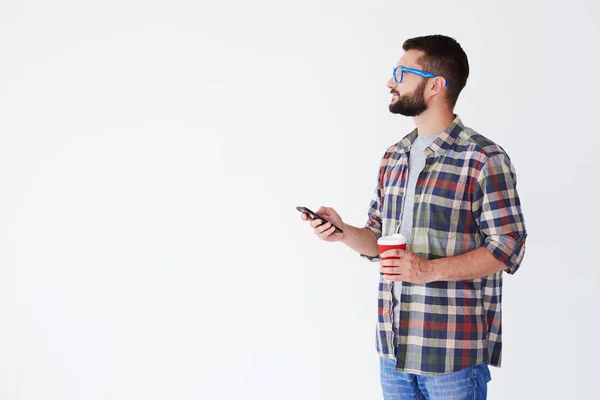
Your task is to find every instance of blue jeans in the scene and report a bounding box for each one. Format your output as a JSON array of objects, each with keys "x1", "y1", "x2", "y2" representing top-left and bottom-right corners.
[{"x1": 380, "y1": 356, "x2": 492, "y2": 400}]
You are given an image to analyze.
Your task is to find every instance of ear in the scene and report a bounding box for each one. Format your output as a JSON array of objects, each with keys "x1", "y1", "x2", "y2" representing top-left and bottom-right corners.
[
  {"x1": 425, "y1": 77, "x2": 447, "y2": 103},
  {"x1": 430, "y1": 76, "x2": 447, "y2": 94}
]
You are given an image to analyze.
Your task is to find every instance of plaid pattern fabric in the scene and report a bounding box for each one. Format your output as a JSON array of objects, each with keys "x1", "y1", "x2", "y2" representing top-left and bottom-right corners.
[{"x1": 363, "y1": 115, "x2": 527, "y2": 375}]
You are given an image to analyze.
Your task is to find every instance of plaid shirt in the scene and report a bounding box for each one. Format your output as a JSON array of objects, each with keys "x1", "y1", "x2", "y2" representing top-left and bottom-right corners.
[{"x1": 363, "y1": 115, "x2": 527, "y2": 375}]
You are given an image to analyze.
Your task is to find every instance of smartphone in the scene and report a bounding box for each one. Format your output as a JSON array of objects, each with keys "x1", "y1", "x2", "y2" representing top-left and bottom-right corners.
[{"x1": 296, "y1": 206, "x2": 343, "y2": 233}]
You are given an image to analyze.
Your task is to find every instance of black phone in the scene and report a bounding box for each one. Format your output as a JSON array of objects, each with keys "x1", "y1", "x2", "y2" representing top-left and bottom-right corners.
[{"x1": 296, "y1": 206, "x2": 343, "y2": 233}]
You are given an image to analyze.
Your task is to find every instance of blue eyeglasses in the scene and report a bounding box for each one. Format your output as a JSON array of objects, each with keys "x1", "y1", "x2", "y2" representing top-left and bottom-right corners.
[{"x1": 393, "y1": 66, "x2": 450, "y2": 86}]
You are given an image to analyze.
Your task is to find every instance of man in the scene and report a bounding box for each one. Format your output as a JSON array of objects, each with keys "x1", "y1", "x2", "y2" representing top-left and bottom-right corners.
[{"x1": 300, "y1": 34, "x2": 527, "y2": 399}]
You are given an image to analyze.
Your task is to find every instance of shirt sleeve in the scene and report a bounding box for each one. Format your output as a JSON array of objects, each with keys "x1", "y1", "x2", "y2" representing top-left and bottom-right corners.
[
  {"x1": 472, "y1": 154, "x2": 527, "y2": 274},
  {"x1": 360, "y1": 154, "x2": 386, "y2": 262}
]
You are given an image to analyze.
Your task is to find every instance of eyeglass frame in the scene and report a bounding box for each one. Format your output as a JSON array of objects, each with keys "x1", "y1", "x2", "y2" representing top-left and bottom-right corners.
[{"x1": 393, "y1": 65, "x2": 450, "y2": 87}]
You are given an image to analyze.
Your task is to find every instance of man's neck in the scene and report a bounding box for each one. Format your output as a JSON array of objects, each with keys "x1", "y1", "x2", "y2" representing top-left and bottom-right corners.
[{"x1": 413, "y1": 108, "x2": 455, "y2": 136}]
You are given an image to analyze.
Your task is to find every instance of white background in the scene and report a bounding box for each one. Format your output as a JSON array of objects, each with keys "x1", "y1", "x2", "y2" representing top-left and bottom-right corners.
[{"x1": 1, "y1": 0, "x2": 599, "y2": 398}]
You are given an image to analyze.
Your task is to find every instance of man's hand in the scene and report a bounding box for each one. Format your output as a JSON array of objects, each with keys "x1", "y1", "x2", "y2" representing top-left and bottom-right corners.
[
  {"x1": 300, "y1": 206, "x2": 345, "y2": 243},
  {"x1": 379, "y1": 249, "x2": 437, "y2": 284}
]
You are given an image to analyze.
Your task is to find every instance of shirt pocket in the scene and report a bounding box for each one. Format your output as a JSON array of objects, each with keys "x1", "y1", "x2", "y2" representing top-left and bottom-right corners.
[{"x1": 422, "y1": 186, "x2": 467, "y2": 240}]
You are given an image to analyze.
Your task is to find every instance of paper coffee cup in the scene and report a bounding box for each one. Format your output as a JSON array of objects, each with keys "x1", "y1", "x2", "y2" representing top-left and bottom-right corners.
[{"x1": 377, "y1": 233, "x2": 407, "y2": 276}]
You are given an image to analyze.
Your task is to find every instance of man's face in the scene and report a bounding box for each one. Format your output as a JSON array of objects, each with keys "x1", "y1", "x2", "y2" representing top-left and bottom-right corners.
[{"x1": 387, "y1": 50, "x2": 428, "y2": 117}]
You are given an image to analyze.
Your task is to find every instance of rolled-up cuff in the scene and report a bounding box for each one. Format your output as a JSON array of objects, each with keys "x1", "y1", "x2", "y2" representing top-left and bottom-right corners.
[
  {"x1": 365, "y1": 224, "x2": 382, "y2": 240},
  {"x1": 483, "y1": 233, "x2": 527, "y2": 275}
]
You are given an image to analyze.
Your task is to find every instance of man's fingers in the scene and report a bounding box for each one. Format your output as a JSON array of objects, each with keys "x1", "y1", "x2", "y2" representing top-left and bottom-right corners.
[
  {"x1": 380, "y1": 266, "x2": 400, "y2": 274},
  {"x1": 380, "y1": 249, "x2": 397, "y2": 258},
  {"x1": 380, "y1": 258, "x2": 401, "y2": 266},
  {"x1": 310, "y1": 218, "x2": 323, "y2": 228},
  {"x1": 315, "y1": 221, "x2": 332, "y2": 234},
  {"x1": 383, "y1": 274, "x2": 403, "y2": 281},
  {"x1": 380, "y1": 249, "x2": 408, "y2": 259},
  {"x1": 301, "y1": 212, "x2": 315, "y2": 221},
  {"x1": 318, "y1": 224, "x2": 336, "y2": 240}
]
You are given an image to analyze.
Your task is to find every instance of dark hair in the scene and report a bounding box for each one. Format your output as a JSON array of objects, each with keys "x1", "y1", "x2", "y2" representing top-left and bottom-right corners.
[{"x1": 402, "y1": 35, "x2": 469, "y2": 109}]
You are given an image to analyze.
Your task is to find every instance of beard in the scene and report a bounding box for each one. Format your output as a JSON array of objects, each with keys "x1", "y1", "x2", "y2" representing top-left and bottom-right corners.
[{"x1": 388, "y1": 80, "x2": 428, "y2": 117}]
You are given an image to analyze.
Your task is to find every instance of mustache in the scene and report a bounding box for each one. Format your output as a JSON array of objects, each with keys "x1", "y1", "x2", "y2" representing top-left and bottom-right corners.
[{"x1": 390, "y1": 90, "x2": 399, "y2": 96}]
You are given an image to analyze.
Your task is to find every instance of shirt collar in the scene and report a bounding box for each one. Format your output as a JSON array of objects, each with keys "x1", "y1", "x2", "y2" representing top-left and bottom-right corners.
[{"x1": 396, "y1": 114, "x2": 465, "y2": 157}]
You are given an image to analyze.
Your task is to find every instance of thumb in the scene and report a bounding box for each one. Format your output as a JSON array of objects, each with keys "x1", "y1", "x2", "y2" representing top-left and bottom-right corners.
[{"x1": 316, "y1": 206, "x2": 328, "y2": 215}]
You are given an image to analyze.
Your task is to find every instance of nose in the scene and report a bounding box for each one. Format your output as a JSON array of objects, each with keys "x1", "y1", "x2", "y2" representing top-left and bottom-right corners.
[{"x1": 386, "y1": 76, "x2": 397, "y2": 89}]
